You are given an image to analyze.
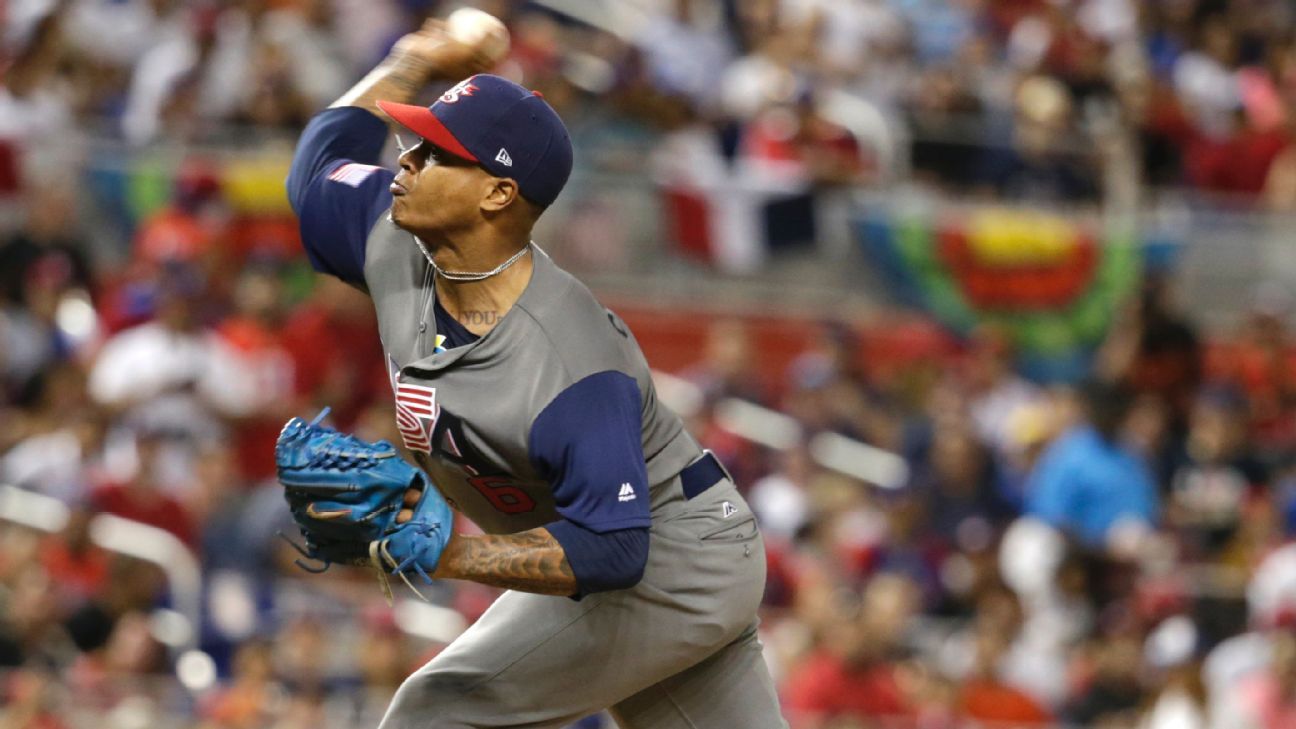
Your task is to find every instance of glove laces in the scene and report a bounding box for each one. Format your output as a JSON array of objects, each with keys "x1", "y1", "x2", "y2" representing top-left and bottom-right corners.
[
  {"x1": 370, "y1": 519, "x2": 445, "y2": 605},
  {"x1": 297, "y1": 408, "x2": 396, "y2": 471}
]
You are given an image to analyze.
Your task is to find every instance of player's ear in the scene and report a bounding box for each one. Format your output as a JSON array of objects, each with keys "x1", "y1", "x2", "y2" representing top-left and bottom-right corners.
[{"x1": 481, "y1": 177, "x2": 520, "y2": 213}]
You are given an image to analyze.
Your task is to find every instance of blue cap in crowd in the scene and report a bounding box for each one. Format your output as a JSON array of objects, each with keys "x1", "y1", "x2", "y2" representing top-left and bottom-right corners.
[{"x1": 378, "y1": 74, "x2": 573, "y2": 207}]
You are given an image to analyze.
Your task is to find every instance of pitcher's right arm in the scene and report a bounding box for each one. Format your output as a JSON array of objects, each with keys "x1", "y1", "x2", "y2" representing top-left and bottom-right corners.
[{"x1": 285, "y1": 21, "x2": 491, "y2": 287}]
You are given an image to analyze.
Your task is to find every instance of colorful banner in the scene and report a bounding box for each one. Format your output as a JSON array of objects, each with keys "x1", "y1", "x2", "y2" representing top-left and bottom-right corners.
[
  {"x1": 86, "y1": 148, "x2": 295, "y2": 228},
  {"x1": 856, "y1": 205, "x2": 1169, "y2": 381}
]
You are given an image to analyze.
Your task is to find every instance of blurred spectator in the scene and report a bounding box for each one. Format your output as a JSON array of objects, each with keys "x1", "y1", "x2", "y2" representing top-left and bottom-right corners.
[
  {"x1": 1025, "y1": 380, "x2": 1160, "y2": 550},
  {"x1": 907, "y1": 63, "x2": 986, "y2": 190},
  {"x1": 236, "y1": 40, "x2": 311, "y2": 131},
  {"x1": 214, "y1": 266, "x2": 296, "y2": 480},
  {"x1": 1142, "y1": 617, "x2": 1207, "y2": 729},
  {"x1": 1216, "y1": 630, "x2": 1296, "y2": 729},
  {"x1": 956, "y1": 621, "x2": 1053, "y2": 725},
  {"x1": 906, "y1": 419, "x2": 1007, "y2": 551},
  {"x1": 782, "y1": 573, "x2": 921, "y2": 727},
  {"x1": 683, "y1": 318, "x2": 768, "y2": 406},
  {"x1": 275, "y1": 616, "x2": 334, "y2": 696},
  {"x1": 201, "y1": 639, "x2": 281, "y2": 729},
  {"x1": 87, "y1": 270, "x2": 255, "y2": 441},
  {"x1": 0, "y1": 12, "x2": 74, "y2": 176},
  {"x1": 89, "y1": 431, "x2": 196, "y2": 546},
  {"x1": 1063, "y1": 634, "x2": 1146, "y2": 727},
  {"x1": 62, "y1": 556, "x2": 162, "y2": 659},
  {"x1": 260, "y1": 0, "x2": 350, "y2": 112},
  {"x1": 749, "y1": 446, "x2": 813, "y2": 542},
  {"x1": 942, "y1": 581, "x2": 1067, "y2": 716},
  {"x1": 964, "y1": 326, "x2": 1045, "y2": 459},
  {"x1": 1173, "y1": 16, "x2": 1241, "y2": 141},
  {"x1": 195, "y1": 445, "x2": 290, "y2": 584},
  {"x1": 980, "y1": 75, "x2": 1102, "y2": 203},
  {"x1": 278, "y1": 276, "x2": 386, "y2": 428},
  {"x1": 347, "y1": 611, "x2": 414, "y2": 726},
  {"x1": 0, "y1": 186, "x2": 93, "y2": 306},
  {"x1": 62, "y1": 0, "x2": 184, "y2": 69},
  {"x1": 120, "y1": 1, "x2": 263, "y2": 144},
  {"x1": 1206, "y1": 284, "x2": 1296, "y2": 460},
  {"x1": 739, "y1": 95, "x2": 870, "y2": 188},
  {"x1": 0, "y1": 265, "x2": 88, "y2": 408},
  {"x1": 0, "y1": 669, "x2": 70, "y2": 729},
  {"x1": 38, "y1": 506, "x2": 110, "y2": 603},
  {"x1": 1, "y1": 366, "x2": 106, "y2": 503},
  {"x1": 131, "y1": 161, "x2": 227, "y2": 271},
  {"x1": 786, "y1": 321, "x2": 902, "y2": 450},
  {"x1": 1098, "y1": 274, "x2": 1203, "y2": 427},
  {"x1": 1167, "y1": 388, "x2": 1268, "y2": 557},
  {"x1": 1000, "y1": 520, "x2": 1097, "y2": 706},
  {"x1": 635, "y1": 0, "x2": 735, "y2": 116},
  {"x1": 0, "y1": 564, "x2": 67, "y2": 668}
]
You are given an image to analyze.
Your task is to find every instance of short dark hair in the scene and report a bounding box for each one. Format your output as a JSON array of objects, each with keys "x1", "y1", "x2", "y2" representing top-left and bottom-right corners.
[{"x1": 1080, "y1": 379, "x2": 1133, "y2": 443}]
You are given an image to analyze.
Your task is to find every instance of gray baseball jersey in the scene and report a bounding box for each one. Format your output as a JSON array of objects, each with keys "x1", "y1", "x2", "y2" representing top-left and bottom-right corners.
[
  {"x1": 365, "y1": 225, "x2": 700, "y2": 536},
  {"x1": 287, "y1": 106, "x2": 787, "y2": 728}
]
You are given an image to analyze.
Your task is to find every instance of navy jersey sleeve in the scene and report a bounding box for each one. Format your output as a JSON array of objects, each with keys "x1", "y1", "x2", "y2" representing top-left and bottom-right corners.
[
  {"x1": 529, "y1": 371, "x2": 651, "y2": 532},
  {"x1": 529, "y1": 371, "x2": 653, "y2": 595},
  {"x1": 545, "y1": 521, "x2": 648, "y2": 595},
  {"x1": 285, "y1": 107, "x2": 394, "y2": 285}
]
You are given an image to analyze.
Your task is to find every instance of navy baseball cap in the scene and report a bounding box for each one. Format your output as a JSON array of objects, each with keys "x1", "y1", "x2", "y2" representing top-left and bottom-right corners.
[{"x1": 377, "y1": 74, "x2": 573, "y2": 207}]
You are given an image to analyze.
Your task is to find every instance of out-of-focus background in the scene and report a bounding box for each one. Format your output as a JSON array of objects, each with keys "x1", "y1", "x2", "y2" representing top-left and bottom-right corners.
[{"x1": 3, "y1": 0, "x2": 1296, "y2": 727}]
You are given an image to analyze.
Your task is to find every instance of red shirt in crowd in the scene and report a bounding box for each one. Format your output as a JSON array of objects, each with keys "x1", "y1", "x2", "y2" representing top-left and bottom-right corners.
[
  {"x1": 90, "y1": 482, "x2": 196, "y2": 547},
  {"x1": 783, "y1": 651, "x2": 911, "y2": 726},
  {"x1": 960, "y1": 678, "x2": 1052, "y2": 725},
  {"x1": 215, "y1": 315, "x2": 294, "y2": 481},
  {"x1": 39, "y1": 537, "x2": 109, "y2": 600},
  {"x1": 279, "y1": 298, "x2": 387, "y2": 426}
]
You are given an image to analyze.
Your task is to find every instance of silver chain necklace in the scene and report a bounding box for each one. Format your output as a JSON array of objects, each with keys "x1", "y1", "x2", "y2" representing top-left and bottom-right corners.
[{"x1": 412, "y1": 236, "x2": 533, "y2": 282}]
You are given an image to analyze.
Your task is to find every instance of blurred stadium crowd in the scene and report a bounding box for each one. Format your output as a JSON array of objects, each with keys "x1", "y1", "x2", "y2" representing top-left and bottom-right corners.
[
  {"x1": 4, "y1": 0, "x2": 1296, "y2": 728},
  {"x1": 13, "y1": 0, "x2": 1296, "y2": 203}
]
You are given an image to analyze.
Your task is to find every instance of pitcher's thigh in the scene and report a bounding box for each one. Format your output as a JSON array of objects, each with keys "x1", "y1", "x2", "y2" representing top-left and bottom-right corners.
[
  {"x1": 376, "y1": 589, "x2": 612, "y2": 729},
  {"x1": 609, "y1": 624, "x2": 789, "y2": 729}
]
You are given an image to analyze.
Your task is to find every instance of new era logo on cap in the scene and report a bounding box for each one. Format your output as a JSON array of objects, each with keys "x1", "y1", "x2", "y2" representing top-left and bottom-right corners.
[{"x1": 377, "y1": 75, "x2": 573, "y2": 207}]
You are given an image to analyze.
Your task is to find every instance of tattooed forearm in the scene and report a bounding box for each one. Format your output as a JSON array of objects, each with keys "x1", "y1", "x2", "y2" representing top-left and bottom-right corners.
[
  {"x1": 433, "y1": 527, "x2": 577, "y2": 596},
  {"x1": 330, "y1": 55, "x2": 433, "y2": 118},
  {"x1": 328, "y1": 22, "x2": 490, "y2": 120}
]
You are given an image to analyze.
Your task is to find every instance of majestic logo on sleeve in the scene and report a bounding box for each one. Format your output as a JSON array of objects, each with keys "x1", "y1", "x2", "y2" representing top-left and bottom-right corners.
[
  {"x1": 618, "y1": 483, "x2": 637, "y2": 502},
  {"x1": 388, "y1": 355, "x2": 438, "y2": 454},
  {"x1": 439, "y1": 79, "x2": 478, "y2": 104}
]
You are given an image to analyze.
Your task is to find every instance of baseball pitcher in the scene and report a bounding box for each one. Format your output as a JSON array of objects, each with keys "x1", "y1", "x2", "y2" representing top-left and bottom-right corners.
[{"x1": 279, "y1": 18, "x2": 787, "y2": 729}]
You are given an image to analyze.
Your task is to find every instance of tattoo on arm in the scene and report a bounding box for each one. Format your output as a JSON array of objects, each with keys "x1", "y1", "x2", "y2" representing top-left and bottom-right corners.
[
  {"x1": 330, "y1": 55, "x2": 433, "y2": 119},
  {"x1": 434, "y1": 527, "x2": 577, "y2": 596}
]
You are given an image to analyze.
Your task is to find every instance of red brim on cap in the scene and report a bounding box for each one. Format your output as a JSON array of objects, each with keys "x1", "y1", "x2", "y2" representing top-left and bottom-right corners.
[{"x1": 376, "y1": 100, "x2": 478, "y2": 162}]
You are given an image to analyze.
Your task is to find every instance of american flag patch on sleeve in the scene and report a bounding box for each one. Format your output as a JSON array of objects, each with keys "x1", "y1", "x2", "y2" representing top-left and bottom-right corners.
[{"x1": 328, "y1": 163, "x2": 382, "y2": 187}]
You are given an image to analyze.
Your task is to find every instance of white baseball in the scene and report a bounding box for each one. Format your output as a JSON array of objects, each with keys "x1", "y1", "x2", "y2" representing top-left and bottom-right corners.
[{"x1": 446, "y1": 7, "x2": 510, "y2": 64}]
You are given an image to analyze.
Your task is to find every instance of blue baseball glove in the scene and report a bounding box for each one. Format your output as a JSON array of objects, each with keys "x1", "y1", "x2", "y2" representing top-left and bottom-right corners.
[
  {"x1": 275, "y1": 409, "x2": 453, "y2": 599},
  {"x1": 371, "y1": 498, "x2": 456, "y2": 592}
]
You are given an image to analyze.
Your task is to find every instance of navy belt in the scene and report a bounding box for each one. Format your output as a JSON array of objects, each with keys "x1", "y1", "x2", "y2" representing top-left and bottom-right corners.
[{"x1": 680, "y1": 451, "x2": 728, "y2": 500}]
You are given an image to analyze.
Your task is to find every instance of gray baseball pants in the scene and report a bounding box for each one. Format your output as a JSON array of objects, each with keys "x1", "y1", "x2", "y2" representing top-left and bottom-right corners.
[{"x1": 376, "y1": 479, "x2": 788, "y2": 728}]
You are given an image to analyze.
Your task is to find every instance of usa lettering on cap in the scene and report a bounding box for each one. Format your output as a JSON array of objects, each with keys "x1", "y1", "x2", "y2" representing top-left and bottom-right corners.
[{"x1": 377, "y1": 75, "x2": 573, "y2": 207}]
